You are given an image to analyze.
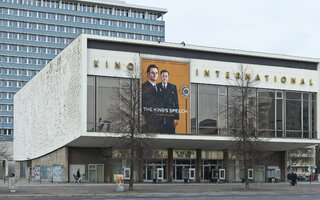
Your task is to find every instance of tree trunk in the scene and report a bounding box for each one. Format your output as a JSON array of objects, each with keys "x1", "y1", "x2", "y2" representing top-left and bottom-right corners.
[
  {"x1": 244, "y1": 154, "x2": 249, "y2": 190},
  {"x1": 129, "y1": 149, "x2": 134, "y2": 191}
]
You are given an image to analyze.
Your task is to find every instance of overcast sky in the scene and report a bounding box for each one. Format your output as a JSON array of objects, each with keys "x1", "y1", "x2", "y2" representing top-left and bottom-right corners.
[{"x1": 126, "y1": 0, "x2": 320, "y2": 59}]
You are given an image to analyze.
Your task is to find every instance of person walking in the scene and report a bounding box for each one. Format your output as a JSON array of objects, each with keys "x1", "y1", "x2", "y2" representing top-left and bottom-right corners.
[{"x1": 76, "y1": 169, "x2": 82, "y2": 183}]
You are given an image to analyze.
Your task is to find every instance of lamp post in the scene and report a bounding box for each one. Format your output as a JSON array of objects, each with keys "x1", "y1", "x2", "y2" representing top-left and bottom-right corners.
[{"x1": 179, "y1": 85, "x2": 190, "y2": 134}]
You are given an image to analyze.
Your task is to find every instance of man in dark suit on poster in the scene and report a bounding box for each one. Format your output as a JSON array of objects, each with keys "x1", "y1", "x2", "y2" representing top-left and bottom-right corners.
[
  {"x1": 157, "y1": 70, "x2": 179, "y2": 134},
  {"x1": 142, "y1": 64, "x2": 161, "y2": 133}
]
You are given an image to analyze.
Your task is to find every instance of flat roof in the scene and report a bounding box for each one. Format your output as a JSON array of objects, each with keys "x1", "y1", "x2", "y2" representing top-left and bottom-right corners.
[
  {"x1": 77, "y1": 0, "x2": 167, "y2": 13},
  {"x1": 68, "y1": 133, "x2": 320, "y2": 152},
  {"x1": 84, "y1": 34, "x2": 320, "y2": 65}
]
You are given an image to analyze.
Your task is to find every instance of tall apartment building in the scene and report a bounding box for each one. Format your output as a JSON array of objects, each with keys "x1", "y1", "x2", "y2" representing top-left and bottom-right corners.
[{"x1": 0, "y1": 0, "x2": 166, "y2": 177}]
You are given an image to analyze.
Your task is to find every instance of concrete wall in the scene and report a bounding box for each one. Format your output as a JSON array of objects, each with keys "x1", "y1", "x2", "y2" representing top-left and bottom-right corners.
[
  {"x1": 15, "y1": 147, "x2": 68, "y2": 182},
  {"x1": 14, "y1": 36, "x2": 86, "y2": 160}
]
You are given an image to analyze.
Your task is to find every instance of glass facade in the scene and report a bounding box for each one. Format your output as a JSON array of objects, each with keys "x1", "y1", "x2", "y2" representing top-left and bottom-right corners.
[
  {"x1": 0, "y1": 0, "x2": 166, "y2": 140},
  {"x1": 192, "y1": 84, "x2": 317, "y2": 138},
  {"x1": 88, "y1": 77, "x2": 317, "y2": 139}
]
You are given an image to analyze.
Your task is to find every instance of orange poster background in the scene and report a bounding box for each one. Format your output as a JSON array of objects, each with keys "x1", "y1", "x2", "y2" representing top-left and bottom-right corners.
[{"x1": 141, "y1": 59, "x2": 190, "y2": 134}]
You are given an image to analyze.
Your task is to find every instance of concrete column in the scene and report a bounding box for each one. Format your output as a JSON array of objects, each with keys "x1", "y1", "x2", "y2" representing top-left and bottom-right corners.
[
  {"x1": 316, "y1": 145, "x2": 320, "y2": 174},
  {"x1": 64, "y1": 147, "x2": 69, "y2": 182},
  {"x1": 128, "y1": 9, "x2": 131, "y2": 17},
  {"x1": 27, "y1": 160, "x2": 32, "y2": 182},
  {"x1": 195, "y1": 149, "x2": 201, "y2": 183},
  {"x1": 59, "y1": 0, "x2": 62, "y2": 9},
  {"x1": 1, "y1": 161, "x2": 4, "y2": 179},
  {"x1": 223, "y1": 151, "x2": 229, "y2": 182},
  {"x1": 167, "y1": 148, "x2": 173, "y2": 182},
  {"x1": 264, "y1": 164, "x2": 268, "y2": 182},
  {"x1": 104, "y1": 147, "x2": 113, "y2": 183},
  {"x1": 280, "y1": 151, "x2": 287, "y2": 182},
  {"x1": 94, "y1": 5, "x2": 98, "y2": 13},
  {"x1": 137, "y1": 148, "x2": 144, "y2": 183}
]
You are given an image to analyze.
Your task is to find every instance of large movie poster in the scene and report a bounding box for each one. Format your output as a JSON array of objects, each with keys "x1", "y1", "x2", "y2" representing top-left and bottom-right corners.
[{"x1": 141, "y1": 59, "x2": 190, "y2": 134}]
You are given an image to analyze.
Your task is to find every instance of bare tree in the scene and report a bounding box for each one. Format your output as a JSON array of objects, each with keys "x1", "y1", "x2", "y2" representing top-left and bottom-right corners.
[
  {"x1": 0, "y1": 141, "x2": 11, "y2": 179},
  {"x1": 228, "y1": 64, "x2": 261, "y2": 190},
  {"x1": 0, "y1": 145, "x2": 9, "y2": 160},
  {"x1": 109, "y1": 64, "x2": 155, "y2": 191}
]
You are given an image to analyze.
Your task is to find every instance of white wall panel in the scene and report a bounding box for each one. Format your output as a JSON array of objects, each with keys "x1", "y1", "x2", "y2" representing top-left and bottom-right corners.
[
  {"x1": 14, "y1": 37, "x2": 85, "y2": 160},
  {"x1": 190, "y1": 59, "x2": 318, "y2": 92}
]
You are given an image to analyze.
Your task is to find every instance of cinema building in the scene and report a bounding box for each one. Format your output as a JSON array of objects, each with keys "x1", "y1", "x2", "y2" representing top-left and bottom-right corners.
[{"x1": 13, "y1": 34, "x2": 320, "y2": 183}]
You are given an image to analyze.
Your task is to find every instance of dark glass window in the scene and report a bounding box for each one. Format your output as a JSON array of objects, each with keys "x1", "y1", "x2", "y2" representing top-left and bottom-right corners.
[
  {"x1": 286, "y1": 92, "x2": 302, "y2": 138},
  {"x1": 198, "y1": 85, "x2": 218, "y2": 135},
  {"x1": 191, "y1": 84, "x2": 197, "y2": 135},
  {"x1": 218, "y1": 86, "x2": 227, "y2": 135},
  {"x1": 96, "y1": 77, "x2": 120, "y2": 132},
  {"x1": 276, "y1": 92, "x2": 283, "y2": 137},
  {"x1": 257, "y1": 89, "x2": 275, "y2": 137},
  {"x1": 228, "y1": 87, "x2": 242, "y2": 134},
  {"x1": 87, "y1": 76, "x2": 95, "y2": 131},
  {"x1": 303, "y1": 94, "x2": 309, "y2": 132}
]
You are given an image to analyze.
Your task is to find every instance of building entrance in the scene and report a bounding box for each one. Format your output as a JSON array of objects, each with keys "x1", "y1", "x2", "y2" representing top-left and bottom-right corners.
[
  {"x1": 201, "y1": 160, "x2": 220, "y2": 182},
  {"x1": 173, "y1": 159, "x2": 195, "y2": 181},
  {"x1": 143, "y1": 159, "x2": 166, "y2": 182}
]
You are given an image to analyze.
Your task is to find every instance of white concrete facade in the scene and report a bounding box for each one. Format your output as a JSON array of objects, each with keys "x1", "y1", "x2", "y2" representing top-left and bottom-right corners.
[
  {"x1": 14, "y1": 34, "x2": 320, "y2": 161},
  {"x1": 14, "y1": 37, "x2": 86, "y2": 160}
]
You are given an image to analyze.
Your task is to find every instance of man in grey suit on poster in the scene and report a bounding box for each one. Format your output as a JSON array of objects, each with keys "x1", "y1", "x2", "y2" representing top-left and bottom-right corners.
[
  {"x1": 142, "y1": 64, "x2": 161, "y2": 133},
  {"x1": 157, "y1": 70, "x2": 179, "y2": 134}
]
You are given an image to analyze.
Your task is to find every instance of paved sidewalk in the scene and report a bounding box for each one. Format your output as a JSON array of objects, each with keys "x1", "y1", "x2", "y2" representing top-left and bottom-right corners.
[{"x1": 0, "y1": 181, "x2": 320, "y2": 198}]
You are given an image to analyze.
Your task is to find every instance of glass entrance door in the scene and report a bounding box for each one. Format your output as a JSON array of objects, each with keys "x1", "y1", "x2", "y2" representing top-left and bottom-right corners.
[
  {"x1": 173, "y1": 159, "x2": 195, "y2": 181},
  {"x1": 176, "y1": 166, "x2": 183, "y2": 180},
  {"x1": 203, "y1": 166, "x2": 210, "y2": 180},
  {"x1": 201, "y1": 160, "x2": 220, "y2": 182},
  {"x1": 143, "y1": 160, "x2": 167, "y2": 182}
]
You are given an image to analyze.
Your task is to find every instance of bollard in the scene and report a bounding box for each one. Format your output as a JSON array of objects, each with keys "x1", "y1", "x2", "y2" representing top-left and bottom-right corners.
[{"x1": 8, "y1": 177, "x2": 17, "y2": 192}]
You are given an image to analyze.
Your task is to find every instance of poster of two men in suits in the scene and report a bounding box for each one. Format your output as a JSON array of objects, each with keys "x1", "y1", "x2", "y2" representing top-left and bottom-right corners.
[{"x1": 141, "y1": 59, "x2": 190, "y2": 134}]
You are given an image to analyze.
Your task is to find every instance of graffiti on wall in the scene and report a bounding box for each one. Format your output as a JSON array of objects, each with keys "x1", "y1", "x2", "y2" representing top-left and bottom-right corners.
[
  {"x1": 40, "y1": 166, "x2": 47, "y2": 179},
  {"x1": 47, "y1": 166, "x2": 53, "y2": 180},
  {"x1": 53, "y1": 165, "x2": 64, "y2": 182},
  {"x1": 34, "y1": 166, "x2": 40, "y2": 181}
]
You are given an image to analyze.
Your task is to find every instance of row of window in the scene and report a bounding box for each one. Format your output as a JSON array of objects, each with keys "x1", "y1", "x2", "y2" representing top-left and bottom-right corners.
[
  {"x1": 0, "y1": 104, "x2": 13, "y2": 111},
  {"x1": 0, "y1": 116, "x2": 13, "y2": 124},
  {"x1": 0, "y1": 44, "x2": 61, "y2": 55},
  {"x1": 2, "y1": 0, "x2": 161, "y2": 20},
  {"x1": 0, "y1": 56, "x2": 50, "y2": 65},
  {"x1": 191, "y1": 84, "x2": 316, "y2": 138},
  {"x1": 0, "y1": 31, "x2": 161, "y2": 43},
  {"x1": 0, "y1": 92, "x2": 14, "y2": 99},
  {"x1": 87, "y1": 76, "x2": 317, "y2": 139},
  {"x1": 0, "y1": 31, "x2": 72, "y2": 44},
  {"x1": 0, "y1": 128, "x2": 12, "y2": 136},
  {"x1": 0, "y1": 13, "x2": 163, "y2": 32},
  {"x1": 0, "y1": 80, "x2": 27, "y2": 88},
  {"x1": 0, "y1": 68, "x2": 38, "y2": 77},
  {"x1": 0, "y1": 22, "x2": 163, "y2": 41}
]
